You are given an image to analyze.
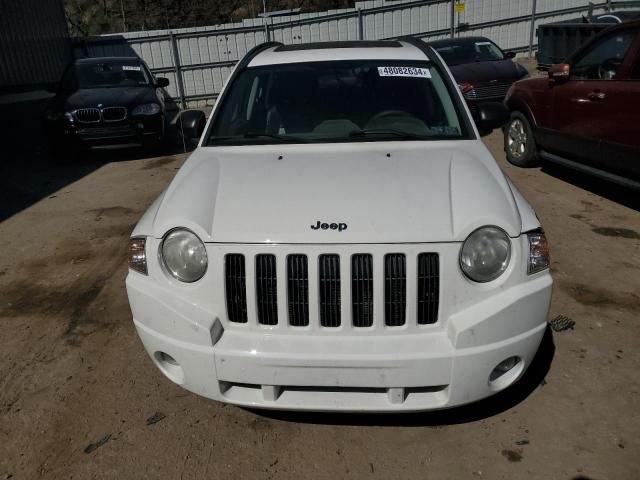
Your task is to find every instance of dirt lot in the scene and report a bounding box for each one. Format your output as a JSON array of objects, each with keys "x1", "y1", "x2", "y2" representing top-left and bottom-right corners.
[{"x1": 0, "y1": 131, "x2": 639, "y2": 480}]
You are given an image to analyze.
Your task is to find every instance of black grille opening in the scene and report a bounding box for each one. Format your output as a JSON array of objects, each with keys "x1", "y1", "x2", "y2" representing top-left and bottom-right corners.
[
  {"x1": 256, "y1": 254, "x2": 278, "y2": 325},
  {"x1": 385, "y1": 254, "x2": 406, "y2": 326},
  {"x1": 417, "y1": 253, "x2": 439, "y2": 324},
  {"x1": 319, "y1": 254, "x2": 341, "y2": 327},
  {"x1": 351, "y1": 254, "x2": 373, "y2": 327},
  {"x1": 287, "y1": 255, "x2": 309, "y2": 327},
  {"x1": 225, "y1": 254, "x2": 247, "y2": 323},
  {"x1": 102, "y1": 106, "x2": 127, "y2": 121}
]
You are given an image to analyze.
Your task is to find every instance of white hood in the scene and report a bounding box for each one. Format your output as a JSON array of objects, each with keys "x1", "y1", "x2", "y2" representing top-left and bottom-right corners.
[{"x1": 151, "y1": 141, "x2": 522, "y2": 243}]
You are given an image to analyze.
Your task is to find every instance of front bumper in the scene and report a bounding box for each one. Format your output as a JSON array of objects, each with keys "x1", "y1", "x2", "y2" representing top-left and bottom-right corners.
[
  {"x1": 126, "y1": 240, "x2": 552, "y2": 412},
  {"x1": 50, "y1": 114, "x2": 164, "y2": 148}
]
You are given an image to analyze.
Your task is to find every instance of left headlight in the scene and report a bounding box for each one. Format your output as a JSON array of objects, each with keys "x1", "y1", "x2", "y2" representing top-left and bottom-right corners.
[
  {"x1": 128, "y1": 237, "x2": 148, "y2": 275},
  {"x1": 160, "y1": 228, "x2": 208, "y2": 283},
  {"x1": 460, "y1": 226, "x2": 511, "y2": 283},
  {"x1": 131, "y1": 103, "x2": 161, "y2": 116}
]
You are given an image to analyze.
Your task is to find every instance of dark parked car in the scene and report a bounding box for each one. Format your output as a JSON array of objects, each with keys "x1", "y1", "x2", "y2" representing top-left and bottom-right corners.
[
  {"x1": 46, "y1": 57, "x2": 170, "y2": 158},
  {"x1": 504, "y1": 21, "x2": 640, "y2": 189},
  {"x1": 428, "y1": 36, "x2": 528, "y2": 113}
]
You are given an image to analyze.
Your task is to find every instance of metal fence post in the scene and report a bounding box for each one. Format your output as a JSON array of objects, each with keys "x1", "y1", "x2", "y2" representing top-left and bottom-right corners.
[
  {"x1": 529, "y1": 0, "x2": 537, "y2": 58},
  {"x1": 450, "y1": 0, "x2": 455, "y2": 38},
  {"x1": 265, "y1": 19, "x2": 271, "y2": 41},
  {"x1": 357, "y1": 7, "x2": 364, "y2": 40},
  {"x1": 169, "y1": 32, "x2": 187, "y2": 109}
]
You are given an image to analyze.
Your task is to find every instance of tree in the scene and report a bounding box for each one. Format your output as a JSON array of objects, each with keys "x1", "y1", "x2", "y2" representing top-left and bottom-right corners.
[{"x1": 64, "y1": 0, "x2": 357, "y2": 35}]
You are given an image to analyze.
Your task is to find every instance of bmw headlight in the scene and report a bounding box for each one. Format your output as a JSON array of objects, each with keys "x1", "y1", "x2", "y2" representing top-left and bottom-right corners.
[
  {"x1": 460, "y1": 226, "x2": 511, "y2": 283},
  {"x1": 131, "y1": 103, "x2": 161, "y2": 116},
  {"x1": 46, "y1": 111, "x2": 74, "y2": 123},
  {"x1": 160, "y1": 228, "x2": 208, "y2": 283}
]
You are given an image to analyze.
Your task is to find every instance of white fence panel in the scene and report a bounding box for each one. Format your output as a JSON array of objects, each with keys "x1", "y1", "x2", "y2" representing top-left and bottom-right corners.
[{"x1": 74, "y1": 0, "x2": 640, "y2": 107}]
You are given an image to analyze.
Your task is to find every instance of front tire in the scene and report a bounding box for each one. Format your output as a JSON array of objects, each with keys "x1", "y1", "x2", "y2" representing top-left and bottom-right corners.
[{"x1": 504, "y1": 112, "x2": 539, "y2": 168}]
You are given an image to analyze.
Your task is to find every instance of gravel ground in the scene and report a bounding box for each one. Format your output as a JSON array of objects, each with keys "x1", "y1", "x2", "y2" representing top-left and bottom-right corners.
[{"x1": 0, "y1": 130, "x2": 639, "y2": 480}]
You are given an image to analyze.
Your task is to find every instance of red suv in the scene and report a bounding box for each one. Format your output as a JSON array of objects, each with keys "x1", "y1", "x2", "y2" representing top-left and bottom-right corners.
[{"x1": 504, "y1": 20, "x2": 640, "y2": 189}]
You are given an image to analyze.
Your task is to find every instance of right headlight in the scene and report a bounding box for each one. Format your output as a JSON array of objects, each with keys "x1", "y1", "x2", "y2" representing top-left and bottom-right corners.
[
  {"x1": 131, "y1": 103, "x2": 161, "y2": 116},
  {"x1": 160, "y1": 228, "x2": 208, "y2": 283},
  {"x1": 460, "y1": 226, "x2": 511, "y2": 283}
]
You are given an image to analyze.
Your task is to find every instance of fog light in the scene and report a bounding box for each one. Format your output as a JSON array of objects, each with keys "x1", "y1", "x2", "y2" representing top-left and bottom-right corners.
[
  {"x1": 157, "y1": 351, "x2": 178, "y2": 365},
  {"x1": 154, "y1": 351, "x2": 184, "y2": 384},
  {"x1": 489, "y1": 356, "x2": 520, "y2": 382}
]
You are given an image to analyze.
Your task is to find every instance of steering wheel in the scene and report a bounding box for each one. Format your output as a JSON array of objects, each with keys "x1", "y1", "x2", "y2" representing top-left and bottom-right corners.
[{"x1": 597, "y1": 57, "x2": 622, "y2": 80}]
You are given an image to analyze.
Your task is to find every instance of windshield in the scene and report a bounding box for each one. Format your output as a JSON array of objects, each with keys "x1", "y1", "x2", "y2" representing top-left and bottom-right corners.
[
  {"x1": 73, "y1": 61, "x2": 151, "y2": 89},
  {"x1": 435, "y1": 40, "x2": 505, "y2": 66},
  {"x1": 207, "y1": 60, "x2": 469, "y2": 145}
]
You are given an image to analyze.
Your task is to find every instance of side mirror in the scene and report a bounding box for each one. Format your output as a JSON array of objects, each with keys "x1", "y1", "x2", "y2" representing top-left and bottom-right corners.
[
  {"x1": 176, "y1": 110, "x2": 206, "y2": 150},
  {"x1": 505, "y1": 51, "x2": 516, "y2": 59},
  {"x1": 473, "y1": 102, "x2": 509, "y2": 136},
  {"x1": 156, "y1": 77, "x2": 170, "y2": 88},
  {"x1": 548, "y1": 63, "x2": 570, "y2": 84}
]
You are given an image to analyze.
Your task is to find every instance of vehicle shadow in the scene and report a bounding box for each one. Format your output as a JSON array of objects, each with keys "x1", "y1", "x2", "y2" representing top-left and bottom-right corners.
[
  {"x1": 540, "y1": 162, "x2": 640, "y2": 212},
  {"x1": 0, "y1": 97, "x2": 187, "y2": 223},
  {"x1": 248, "y1": 325, "x2": 555, "y2": 427}
]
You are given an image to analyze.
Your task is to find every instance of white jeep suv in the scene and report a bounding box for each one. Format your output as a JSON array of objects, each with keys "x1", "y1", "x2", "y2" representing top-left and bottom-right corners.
[{"x1": 126, "y1": 39, "x2": 552, "y2": 412}]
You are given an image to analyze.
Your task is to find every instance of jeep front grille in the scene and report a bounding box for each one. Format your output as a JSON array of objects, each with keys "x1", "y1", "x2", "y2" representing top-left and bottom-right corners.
[
  {"x1": 417, "y1": 253, "x2": 439, "y2": 325},
  {"x1": 224, "y1": 251, "x2": 440, "y2": 329},
  {"x1": 385, "y1": 254, "x2": 406, "y2": 326},
  {"x1": 319, "y1": 254, "x2": 341, "y2": 327},
  {"x1": 225, "y1": 254, "x2": 248, "y2": 323},
  {"x1": 287, "y1": 255, "x2": 309, "y2": 327},
  {"x1": 255, "y1": 254, "x2": 278, "y2": 325},
  {"x1": 351, "y1": 254, "x2": 373, "y2": 327}
]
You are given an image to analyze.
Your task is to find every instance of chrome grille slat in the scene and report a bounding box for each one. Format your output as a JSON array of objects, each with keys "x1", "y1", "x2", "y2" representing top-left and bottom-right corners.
[
  {"x1": 385, "y1": 254, "x2": 406, "y2": 327},
  {"x1": 319, "y1": 254, "x2": 341, "y2": 327},
  {"x1": 225, "y1": 254, "x2": 248, "y2": 323},
  {"x1": 351, "y1": 254, "x2": 373, "y2": 327},
  {"x1": 287, "y1": 254, "x2": 309, "y2": 327},
  {"x1": 464, "y1": 83, "x2": 512, "y2": 100},
  {"x1": 417, "y1": 253, "x2": 439, "y2": 324},
  {"x1": 256, "y1": 254, "x2": 278, "y2": 325}
]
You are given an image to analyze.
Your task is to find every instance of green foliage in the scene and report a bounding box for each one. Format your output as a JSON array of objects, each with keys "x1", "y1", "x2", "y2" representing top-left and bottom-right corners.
[{"x1": 64, "y1": 0, "x2": 356, "y2": 36}]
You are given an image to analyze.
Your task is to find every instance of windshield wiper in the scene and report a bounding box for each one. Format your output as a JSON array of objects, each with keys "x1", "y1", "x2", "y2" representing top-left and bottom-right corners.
[
  {"x1": 208, "y1": 132, "x2": 308, "y2": 145},
  {"x1": 349, "y1": 129, "x2": 430, "y2": 140}
]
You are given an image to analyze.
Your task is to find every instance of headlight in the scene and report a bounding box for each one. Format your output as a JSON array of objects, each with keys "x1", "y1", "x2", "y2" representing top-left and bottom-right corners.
[
  {"x1": 131, "y1": 103, "x2": 161, "y2": 116},
  {"x1": 46, "y1": 111, "x2": 74, "y2": 122},
  {"x1": 128, "y1": 237, "x2": 147, "y2": 275},
  {"x1": 527, "y1": 230, "x2": 550, "y2": 274},
  {"x1": 160, "y1": 228, "x2": 208, "y2": 283},
  {"x1": 460, "y1": 226, "x2": 511, "y2": 283}
]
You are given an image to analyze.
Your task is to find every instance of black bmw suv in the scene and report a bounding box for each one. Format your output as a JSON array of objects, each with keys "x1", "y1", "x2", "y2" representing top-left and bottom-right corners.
[{"x1": 46, "y1": 57, "x2": 170, "y2": 158}]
